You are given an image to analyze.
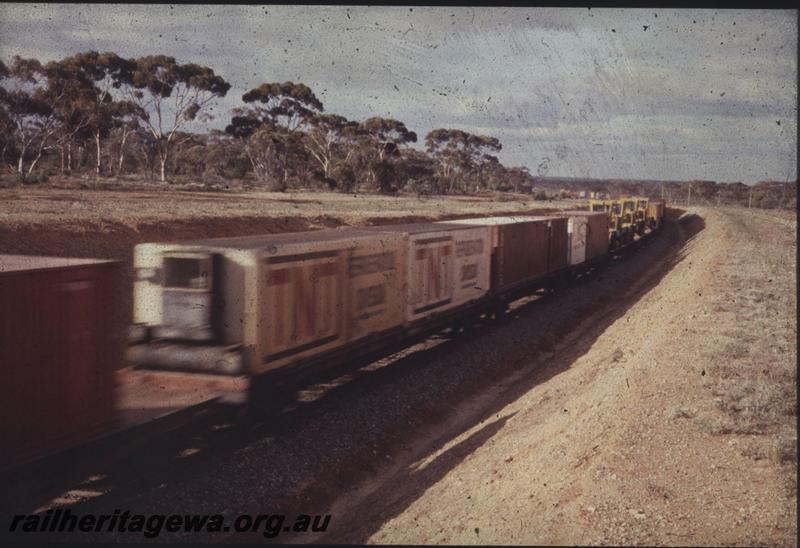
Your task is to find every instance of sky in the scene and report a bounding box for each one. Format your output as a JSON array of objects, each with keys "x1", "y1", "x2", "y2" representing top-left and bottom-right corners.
[{"x1": 1, "y1": 5, "x2": 796, "y2": 183}]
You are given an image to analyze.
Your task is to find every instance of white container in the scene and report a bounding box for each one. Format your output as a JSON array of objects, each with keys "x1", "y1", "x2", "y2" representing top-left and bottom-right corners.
[
  {"x1": 132, "y1": 228, "x2": 407, "y2": 375},
  {"x1": 368, "y1": 223, "x2": 492, "y2": 323},
  {"x1": 567, "y1": 216, "x2": 588, "y2": 265}
]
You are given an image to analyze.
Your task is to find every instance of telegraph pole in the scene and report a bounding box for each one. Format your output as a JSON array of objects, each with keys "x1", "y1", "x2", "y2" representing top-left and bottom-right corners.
[
  {"x1": 687, "y1": 183, "x2": 692, "y2": 208},
  {"x1": 748, "y1": 185, "x2": 753, "y2": 208}
]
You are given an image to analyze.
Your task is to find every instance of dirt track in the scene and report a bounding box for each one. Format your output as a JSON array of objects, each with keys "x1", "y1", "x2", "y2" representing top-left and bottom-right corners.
[{"x1": 2, "y1": 207, "x2": 795, "y2": 546}]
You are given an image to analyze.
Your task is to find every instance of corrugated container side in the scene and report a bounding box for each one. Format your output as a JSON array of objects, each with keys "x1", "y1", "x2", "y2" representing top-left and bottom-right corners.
[
  {"x1": 499, "y1": 220, "x2": 550, "y2": 291},
  {"x1": 495, "y1": 222, "x2": 533, "y2": 290},
  {"x1": 647, "y1": 199, "x2": 666, "y2": 227},
  {"x1": 449, "y1": 226, "x2": 491, "y2": 308},
  {"x1": 0, "y1": 259, "x2": 122, "y2": 469},
  {"x1": 257, "y1": 250, "x2": 344, "y2": 373},
  {"x1": 365, "y1": 223, "x2": 491, "y2": 322},
  {"x1": 554, "y1": 211, "x2": 609, "y2": 262}
]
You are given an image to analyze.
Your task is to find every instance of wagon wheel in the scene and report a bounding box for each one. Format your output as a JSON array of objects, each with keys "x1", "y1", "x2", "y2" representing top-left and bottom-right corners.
[
  {"x1": 492, "y1": 302, "x2": 510, "y2": 322},
  {"x1": 452, "y1": 316, "x2": 476, "y2": 337}
]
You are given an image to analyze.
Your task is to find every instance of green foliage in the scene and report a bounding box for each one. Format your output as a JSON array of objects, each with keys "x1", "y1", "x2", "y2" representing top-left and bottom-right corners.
[
  {"x1": 359, "y1": 117, "x2": 417, "y2": 147},
  {"x1": 370, "y1": 158, "x2": 397, "y2": 194},
  {"x1": 329, "y1": 161, "x2": 357, "y2": 193},
  {"x1": 424, "y1": 128, "x2": 503, "y2": 194},
  {"x1": 123, "y1": 55, "x2": 230, "y2": 181},
  {"x1": 232, "y1": 81, "x2": 323, "y2": 135}
]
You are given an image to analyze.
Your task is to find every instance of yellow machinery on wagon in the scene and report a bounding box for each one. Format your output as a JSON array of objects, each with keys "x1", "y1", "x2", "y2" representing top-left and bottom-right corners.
[
  {"x1": 634, "y1": 197, "x2": 649, "y2": 234},
  {"x1": 589, "y1": 196, "x2": 665, "y2": 249},
  {"x1": 590, "y1": 198, "x2": 632, "y2": 249}
]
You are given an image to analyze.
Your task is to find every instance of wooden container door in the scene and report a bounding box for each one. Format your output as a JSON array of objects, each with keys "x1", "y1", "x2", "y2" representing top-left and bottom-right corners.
[{"x1": 259, "y1": 251, "x2": 344, "y2": 371}]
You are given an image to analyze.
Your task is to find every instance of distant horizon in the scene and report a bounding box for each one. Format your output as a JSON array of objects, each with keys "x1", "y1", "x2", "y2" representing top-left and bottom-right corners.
[
  {"x1": 1, "y1": 5, "x2": 796, "y2": 184},
  {"x1": 529, "y1": 175, "x2": 797, "y2": 186}
]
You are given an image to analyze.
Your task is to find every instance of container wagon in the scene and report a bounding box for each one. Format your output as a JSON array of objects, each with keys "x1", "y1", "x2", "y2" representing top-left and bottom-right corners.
[
  {"x1": 439, "y1": 216, "x2": 552, "y2": 298},
  {"x1": 364, "y1": 222, "x2": 492, "y2": 324},
  {"x1": 550, "y1": 211, "x2": 609, "y2": 265},
  {"x1": 0, "y1": 255, "x2": 123, "y2": 470},
  {"x1": 460, "y1": 215, "x2": 569, "y2": 275},
  {"x1": 133, "y1": 228, "x2": 408, "y2": 377},
  {"x1": 131, "y1": 223, "x2": 492, "y2": 387}
]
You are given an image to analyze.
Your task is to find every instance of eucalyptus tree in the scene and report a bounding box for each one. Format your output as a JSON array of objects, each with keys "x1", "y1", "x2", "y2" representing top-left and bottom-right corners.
[
  {"x1": 425, "y1": 128, "x2": 502, "y2": 194},
  {"x1": 0, "y1": 56, "x2": 61, "y2": 181},
  {"x1": 302, "y1": 113, "x2": 360, "y2": 186},
  {"x1": 109, "y1": 99, "x2": 145, "y2": 175},
  {"x1": 47, "y1": 51, "x2": 141, "y2": 176},
  {"x1": 39, "y1": 55, "x2": 97, "y2": 174},
  {"x1": 393, "y1": 148, "x2": 438, "y2": 194},
  {"x1": 226, "y1": 82, "x2": 322, "y2": 190},
  {"x1": 505, "y1": 165, "x2": 534, "y2": 193},
  {"x1": 202, "y1": 129, "x2": 250, "y2": 180},
  {"x1": 474, "y1": 154, "x2": 502, "y2": 192},
  {"x1": 122, "y1": 55, "x2": 230, "y2": 182},
  {"x1": 357, "y1": 117, "x2": 417, "y2": 192},
  {"x1": 0, "y1": 60, "x2": 13, "y2": 170}
]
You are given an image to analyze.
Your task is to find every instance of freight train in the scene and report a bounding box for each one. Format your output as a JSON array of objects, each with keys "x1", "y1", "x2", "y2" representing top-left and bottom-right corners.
[
  {"x1": 1, "y1": 197, "x2": 665, "y2": 469},
  {"x1": 129, "y1": 197, "x2": 666, "y2": 405}
]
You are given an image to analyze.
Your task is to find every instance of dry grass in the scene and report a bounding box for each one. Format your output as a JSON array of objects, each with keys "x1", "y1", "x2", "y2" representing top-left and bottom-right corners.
[
  {"x1": 668, "y1": 405, "x2": 697, "y2": 420},
  {"x1": 0, "y1": 183, "x2": 578, "y2": 229},
  {"x1": 688, "y1": 209, "x2": 797, "y2": 467}
]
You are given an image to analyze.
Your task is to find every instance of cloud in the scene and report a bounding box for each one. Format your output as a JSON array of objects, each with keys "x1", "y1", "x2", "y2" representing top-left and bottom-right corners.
[{"x1": 0, "y1": 4, "x2": 796, "y2": 182}]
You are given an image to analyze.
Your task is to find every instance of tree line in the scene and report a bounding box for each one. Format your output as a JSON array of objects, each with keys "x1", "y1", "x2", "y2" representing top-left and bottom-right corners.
[
  {"x1": 0, "y1": 51, "x2": 536, "y2": 194},
  {"x1": 2, "y1": 50, "x2": 794, "y2": 209}
]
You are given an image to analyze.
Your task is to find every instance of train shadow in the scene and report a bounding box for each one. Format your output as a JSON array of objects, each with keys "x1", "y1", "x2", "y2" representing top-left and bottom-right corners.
[{"x1": 2, "y1": 208, "x2": 706, "y2": 544}]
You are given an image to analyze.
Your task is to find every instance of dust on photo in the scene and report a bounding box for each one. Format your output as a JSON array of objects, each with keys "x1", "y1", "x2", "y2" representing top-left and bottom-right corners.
[{"x1": 0, "y1": 5, "x2": 796, "y2": 546}]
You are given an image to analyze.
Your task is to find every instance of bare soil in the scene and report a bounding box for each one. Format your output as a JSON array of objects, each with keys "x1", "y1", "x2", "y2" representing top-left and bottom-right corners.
[{"x1": 0, "y1": 187, "x2": 568, "y2": 228}]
